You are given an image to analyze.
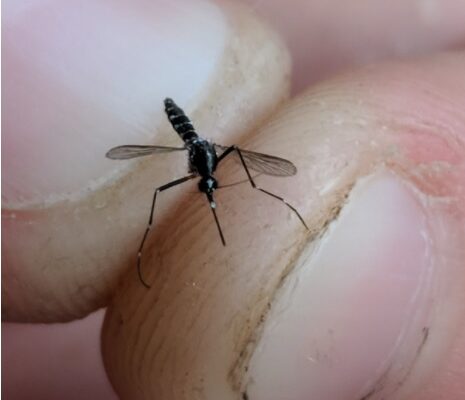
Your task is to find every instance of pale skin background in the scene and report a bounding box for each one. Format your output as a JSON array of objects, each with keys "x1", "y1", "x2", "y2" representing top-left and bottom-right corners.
[{"x1": 3, "y1": 0, "x2": 465, "y2": 399}]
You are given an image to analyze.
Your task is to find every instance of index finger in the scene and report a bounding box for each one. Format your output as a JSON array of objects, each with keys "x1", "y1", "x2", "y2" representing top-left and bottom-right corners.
[{"x1": 2, "y1": 0, "x2": 291, "y2": 322}]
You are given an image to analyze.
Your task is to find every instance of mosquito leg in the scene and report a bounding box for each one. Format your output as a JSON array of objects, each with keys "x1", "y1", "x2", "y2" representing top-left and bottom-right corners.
[
  {"x1": 138, "y1": 174, "x2": 196, "y2": 288},
  {"x1": 217, "y1": 145, "x2": 236, "y2": 162},
  {"x1": 221, "y1": 145, "x2": 308, "y2": 230}
]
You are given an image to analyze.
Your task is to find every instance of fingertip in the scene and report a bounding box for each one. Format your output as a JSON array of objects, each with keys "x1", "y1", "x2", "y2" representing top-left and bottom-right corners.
[{"x1": 3, "y1": 0, "x2": 291, "y2": 322}]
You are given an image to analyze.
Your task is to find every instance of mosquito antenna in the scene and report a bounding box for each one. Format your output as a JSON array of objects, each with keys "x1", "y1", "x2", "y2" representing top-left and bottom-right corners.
[{"x1": 207, "y1": 193, "x2": 226, "y2": 246}]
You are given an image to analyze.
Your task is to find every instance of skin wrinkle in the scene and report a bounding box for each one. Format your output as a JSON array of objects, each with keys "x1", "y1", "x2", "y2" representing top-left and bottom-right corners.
[
  {"x1": 359, "y1": 327, "x2": 431, "y2": 400},
  {"x1": 390, "y1": 119, "x2": 464, "y2": 164},
  {"x1": 127, "y1": 195, "x2": 224, "y2": 394},
  {"x1": 389, "y1": 150, "x2": 463, "y2": 202},
  {"x1": 141, "y1": 238, "x2": 214, "y2": 368},
  {"x1": 227, "y1": 182, "x2": 354, "y2": 394},
  {"x1": 359, "y1": 366, "x2": 393, "y2": 400},
  {"x1": 131, "y1": 225, "x2": 228, "y2": 399},
  {"x1": 397, "y1": 327, "x2": 430, "y2": 386}
]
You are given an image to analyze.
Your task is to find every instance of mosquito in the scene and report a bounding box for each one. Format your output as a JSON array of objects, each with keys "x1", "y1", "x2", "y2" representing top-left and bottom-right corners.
[{"x1": 106, "y1": 98, "x2": 308, "y2": 288}]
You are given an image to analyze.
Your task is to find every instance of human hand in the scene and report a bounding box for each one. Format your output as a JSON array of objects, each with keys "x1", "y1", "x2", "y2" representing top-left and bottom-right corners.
[{"x1": 3, "y1": 0, "x2": 465, "y2": 399}]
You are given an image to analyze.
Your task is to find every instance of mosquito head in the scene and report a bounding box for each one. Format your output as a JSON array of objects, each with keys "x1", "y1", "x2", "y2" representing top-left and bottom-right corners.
[
  {"x1": 164, "y1": 98, "x2": 174, "y2": 106},
  {"x1": 198, "y1": 176, "x2": 218, "y2": 195}
]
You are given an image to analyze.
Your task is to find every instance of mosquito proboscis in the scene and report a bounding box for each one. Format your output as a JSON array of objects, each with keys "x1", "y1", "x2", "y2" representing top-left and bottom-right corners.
[{"x1": 106, "y1": 98, "x2": 308, "y2": 288}]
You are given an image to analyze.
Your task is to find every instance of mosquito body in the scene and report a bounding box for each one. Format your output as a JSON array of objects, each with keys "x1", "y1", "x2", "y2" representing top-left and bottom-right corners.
[
  {"x1": 166, "y1": 100, "x2": 220, "y2": 201},
  {"x1": 106, "y1": 98, "x2": 307, "y2": 288}
]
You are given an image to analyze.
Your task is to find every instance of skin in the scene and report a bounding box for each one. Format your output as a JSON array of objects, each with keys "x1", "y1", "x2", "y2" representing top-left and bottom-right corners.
[{"x1": 3, "y1": 0, "x2": 465, "y2": 399}]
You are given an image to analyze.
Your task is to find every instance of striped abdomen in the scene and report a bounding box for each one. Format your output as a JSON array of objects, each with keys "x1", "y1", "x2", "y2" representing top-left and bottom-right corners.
[{"x1": 164, "y1": 98, "x2": 198, "y2": 143}]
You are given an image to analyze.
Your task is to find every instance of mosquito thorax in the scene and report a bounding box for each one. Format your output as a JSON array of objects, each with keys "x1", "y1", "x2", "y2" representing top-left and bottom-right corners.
[{"x1": 198, "y1": 176, "x2": 218, "y2": 194}]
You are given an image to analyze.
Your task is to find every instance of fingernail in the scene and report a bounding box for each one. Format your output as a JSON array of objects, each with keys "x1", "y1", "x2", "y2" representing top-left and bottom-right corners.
[
  {"x1": 245, "y1": 172, "x2": 434, "y2": 399},
  {"x1": 3, "y1": 0, "x2": 228, "y2": 207}
]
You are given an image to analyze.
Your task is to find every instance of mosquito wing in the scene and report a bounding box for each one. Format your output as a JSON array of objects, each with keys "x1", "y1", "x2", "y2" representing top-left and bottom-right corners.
[
  {"x1": 215, "y1": 145, "x2": 297, "y2": 177},
  {"x1": 106, "y1": 145, "x2": 186, "y2": 160}
]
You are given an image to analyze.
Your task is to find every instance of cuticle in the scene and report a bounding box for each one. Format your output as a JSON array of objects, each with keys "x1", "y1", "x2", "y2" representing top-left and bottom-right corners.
[{"x1": 227, "y1": 181, "x2": 355, "y2": 396}]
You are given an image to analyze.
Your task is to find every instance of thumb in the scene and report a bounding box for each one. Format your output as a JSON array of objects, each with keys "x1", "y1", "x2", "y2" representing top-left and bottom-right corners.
[
  {"x1": 2, "y1": 0, "x2": 290, "y2": 322},
  {"x1": 102, "y1": 53, "x2": 465, "y2": 399}
]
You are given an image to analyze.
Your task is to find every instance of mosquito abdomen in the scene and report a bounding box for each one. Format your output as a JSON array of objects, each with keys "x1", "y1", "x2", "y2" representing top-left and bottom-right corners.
[{"x1": 164, "y1": 98, "x2": 198, "y2": 143}]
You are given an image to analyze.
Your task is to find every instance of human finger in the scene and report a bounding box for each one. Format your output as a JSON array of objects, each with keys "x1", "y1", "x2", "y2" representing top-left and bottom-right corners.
[
  {"x1": 2, "y1": 0, "x2": 290, "y2": 322},
  {"x1": 243, "y1": 0, "x2": 465, "y2": 90},
  {"x1": 102, "y1": 52, "x2": 465, "y2": 399}
]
